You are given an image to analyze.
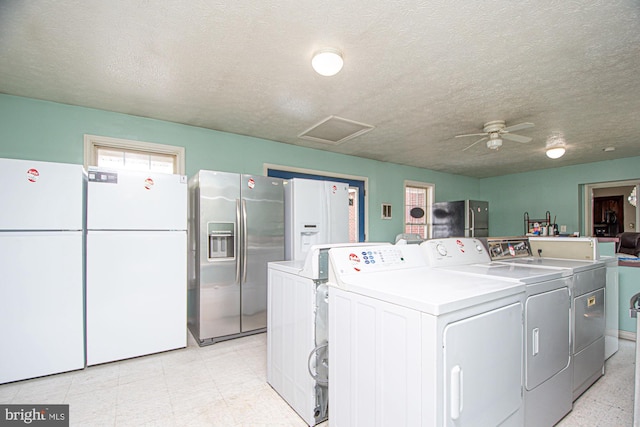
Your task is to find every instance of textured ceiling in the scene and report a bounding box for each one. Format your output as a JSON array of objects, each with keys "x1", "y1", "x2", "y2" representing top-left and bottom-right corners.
[{"x1": 1, "y1": 0, "x2": 639, "y2": 178}]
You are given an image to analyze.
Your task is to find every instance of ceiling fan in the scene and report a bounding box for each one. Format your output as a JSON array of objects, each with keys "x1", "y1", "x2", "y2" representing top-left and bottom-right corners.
[{"x1": 455, "y1": 120, "x2": 535, "y2": 151}]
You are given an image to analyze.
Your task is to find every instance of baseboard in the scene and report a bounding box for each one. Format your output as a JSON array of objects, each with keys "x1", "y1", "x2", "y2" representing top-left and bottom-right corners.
[{"x1": 619, "y1": 330, "x2": 636, "y2": 342}]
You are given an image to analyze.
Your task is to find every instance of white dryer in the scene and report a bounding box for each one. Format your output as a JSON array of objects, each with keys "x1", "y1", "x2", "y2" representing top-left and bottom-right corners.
[
  {"x1": 328, "y1": 244, "x2": 526, "y2": 427},
  {"x1": 491, "y1": 237, "x2": 607, "y2": 400},
  {"x1": 422, "y1": 238, "x2": 574, "y2": 427}
]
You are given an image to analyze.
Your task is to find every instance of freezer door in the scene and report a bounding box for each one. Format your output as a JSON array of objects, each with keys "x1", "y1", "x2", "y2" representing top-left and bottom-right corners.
[
  {"x1": 467, "y1": 200, "x2": 489, "y2": 237},
  {"x1": 195, "y1": 171, "x2": 241, "y2": 340},
  {"x1": 241, "y1": 174, "x2": 285, "y2": 332},
  {"x1": 0, "y1": 232, "x2": 84, "y2": 384},
  {"x1": 325, "y1": 181, "x2": 350, "y2": 245},
  {"x1": 87, "y1": 168, "x2": 187, "y2": 230},
  {"x1": 86, "y1": 230, "x2": 187, "y2": 365},
  {"x1": 0, "y1": 158, "x2": 84, "y2": 230}
]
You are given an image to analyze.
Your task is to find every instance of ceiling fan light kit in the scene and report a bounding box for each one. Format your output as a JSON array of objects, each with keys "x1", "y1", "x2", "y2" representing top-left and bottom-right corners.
[
  {"x1": 545, "y1": 132, "x2": 567, "y2": 159},
  {"x1": 311, "y1": 48, "x2": 344, "y2": 76}
]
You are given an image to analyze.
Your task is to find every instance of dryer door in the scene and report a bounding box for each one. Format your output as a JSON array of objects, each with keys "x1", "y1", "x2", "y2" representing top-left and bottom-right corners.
[
  {"x1": 525, "y1": 287, "x2": 571, "y2": 390},
  {"x1": 444, "y1": 302, "x2": 523, "y2": 426}
]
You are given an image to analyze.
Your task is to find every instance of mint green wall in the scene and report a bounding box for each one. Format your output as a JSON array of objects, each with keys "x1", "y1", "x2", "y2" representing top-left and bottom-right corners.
[
  {"x1": 0, "y1": 94, "x2": 480, "y2": 242},
  {"x1": 619, "y1": 266, "x2": 640, "y2": 333},
  {"x1": 479, "y1": 158, "x2": 640, "y2": 236},
  {"x1": 3, "y1": 94, "x2": 637, "y2": 240}
]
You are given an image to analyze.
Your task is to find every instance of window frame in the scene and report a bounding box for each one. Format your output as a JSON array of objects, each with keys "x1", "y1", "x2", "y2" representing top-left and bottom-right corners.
[
  {"x1": 404, "y1": 180, "x2": 435, "y2": 239},
  {"x1": 83, "y1": 134, "x2": 185, "y2": 174}
]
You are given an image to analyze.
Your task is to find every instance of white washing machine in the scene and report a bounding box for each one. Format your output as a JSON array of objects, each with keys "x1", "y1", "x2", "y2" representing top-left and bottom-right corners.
[
  {"x1": 328, "y1": 244, "x2": 526, "y2": 427},
  {"x1": 267, "y1": 243, "x2": 389, "y2": 425},
  {"x1": 422, "y1": 238, "x2": 574, "y2": 427},
  {"x1": 491, "y1": 237, "x2": 607, "y2": 400}
]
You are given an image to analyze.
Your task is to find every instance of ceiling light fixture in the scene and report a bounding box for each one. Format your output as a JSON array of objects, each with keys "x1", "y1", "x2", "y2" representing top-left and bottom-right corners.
[
  {"x1": 311, "y1": 48, "x2": 344, "y2": 76},
  {"x1": 486, "y1": 133, "x2": 503, "y2": 150},
  {"x1": 545, "y1": 132, "x2": 566, "y2": 159}
]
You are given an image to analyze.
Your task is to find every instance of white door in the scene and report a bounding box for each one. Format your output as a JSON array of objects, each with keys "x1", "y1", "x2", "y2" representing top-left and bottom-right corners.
[
  {"x1": 444, "y1": 302, "x2": 523, "y2": 426},
  {"x1": 325, "y1": 181, "x2": 350, "y2": 244},
  {"x1": 0, "y1": 232, "x2": 84, "y2": 384},
  {"x1": 86, "y1": 230, "x2": 187, "y2": 365}
]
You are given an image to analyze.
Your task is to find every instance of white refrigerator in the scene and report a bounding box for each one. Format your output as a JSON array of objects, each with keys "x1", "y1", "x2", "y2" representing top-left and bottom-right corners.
[
  {"x1": 0, "y1": 158, "x2": 85, "y2": 384},
  {"x1": 86, "y1": 167, "x2": 188, "y2": 366},
  {"x1": 284, "y1": 178, "x2": 350, "y2": 261}
]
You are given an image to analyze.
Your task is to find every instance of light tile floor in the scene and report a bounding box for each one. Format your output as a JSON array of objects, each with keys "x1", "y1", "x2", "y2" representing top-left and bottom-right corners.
[{"x1": 0, "y1": 334, "x2": 634, "y2": 426}]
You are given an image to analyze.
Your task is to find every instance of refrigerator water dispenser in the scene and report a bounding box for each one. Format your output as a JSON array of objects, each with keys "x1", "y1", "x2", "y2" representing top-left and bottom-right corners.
[{"x1": 208, "y1": 222, "x2": 235, "y2": 260}]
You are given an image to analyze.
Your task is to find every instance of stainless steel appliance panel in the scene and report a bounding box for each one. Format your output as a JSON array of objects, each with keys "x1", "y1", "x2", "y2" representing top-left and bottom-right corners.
[
  {"x1": 574, "y1": 288, "x2": 606, "y2": 354},
  {"x1": 432, "y1": 201, "x2": 466, "y2": 238},
  {"x1": 432, "y1": 200, "x2": 488, "y2": 238},
  {"x1": 525, "y1": 287, "x2": 571, "y2": 390},
  {"x1": 197, "y1": 171, "x2": 241, "y2": 340},
  {"x1": 468, "y1": 200, "x2": 489, "y2": 236},
  {"x1": 240, "y1": 174, "x2": 285, "y2": 332}
]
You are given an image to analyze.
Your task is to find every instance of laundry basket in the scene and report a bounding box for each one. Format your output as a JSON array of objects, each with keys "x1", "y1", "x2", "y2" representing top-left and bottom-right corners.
[{"x1": 629, "y1": 292, "x2": 640, "y2": 426}]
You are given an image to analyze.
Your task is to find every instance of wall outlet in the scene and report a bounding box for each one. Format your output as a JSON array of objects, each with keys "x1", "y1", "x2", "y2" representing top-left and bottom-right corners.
[{"x1": 560, "y1": 225, "x2": 567, "y2": 233}]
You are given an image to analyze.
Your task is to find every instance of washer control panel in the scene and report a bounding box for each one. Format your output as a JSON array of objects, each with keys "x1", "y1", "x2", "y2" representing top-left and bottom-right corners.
[{"x1": 329, "y1": 244, "x2": 426, "y2": 275}]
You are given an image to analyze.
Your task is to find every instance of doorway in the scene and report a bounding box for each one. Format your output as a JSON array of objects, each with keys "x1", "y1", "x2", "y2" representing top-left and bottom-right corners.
[
  {"x1": 582, "y1": 180, "x2": 639, "y2": 236},
  {"x1": 593, "y1": 196, "x2": 624, "y2": 237}
]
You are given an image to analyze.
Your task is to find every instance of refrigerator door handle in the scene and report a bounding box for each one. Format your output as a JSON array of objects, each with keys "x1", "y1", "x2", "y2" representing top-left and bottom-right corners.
[
  {"x1": 236, "y1": 199, "x2": 241, "y2": 285},
  {"x1": 242, "y1": 198, "x2": 248, "y2": 283},
  {"x1": 468, "y1": 207, "x2": 475, "y2": 237}
]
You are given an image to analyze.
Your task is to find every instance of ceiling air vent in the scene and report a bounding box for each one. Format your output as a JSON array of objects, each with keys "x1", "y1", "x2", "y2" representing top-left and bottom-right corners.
[{"x1": 298, "y1": 115, "x2": 374, "y2": 145}]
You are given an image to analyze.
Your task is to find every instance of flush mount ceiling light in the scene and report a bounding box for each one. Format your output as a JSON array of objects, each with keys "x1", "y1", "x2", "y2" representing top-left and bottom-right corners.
[
  {"x1": 311, "y1": 48, "x2": 344, "y2": 76},
  {"x1": 545, "y1": 132, "x2": 566, "y2": 159}
]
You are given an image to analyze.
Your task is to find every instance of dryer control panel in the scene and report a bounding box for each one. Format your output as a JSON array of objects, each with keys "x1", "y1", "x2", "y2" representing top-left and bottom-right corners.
[{"x1": 421, "y1": 238, "x2": 490, "y2": 267}]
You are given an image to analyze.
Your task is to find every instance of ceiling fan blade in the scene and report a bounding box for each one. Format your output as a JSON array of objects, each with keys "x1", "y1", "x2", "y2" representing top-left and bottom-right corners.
[
  {"x1": 502, "y1": 133, "x2": 532, "y2": 143},
  {"x1": 462, "y1": 136, "x2": 488, "y2": 151},
  {"x1": 455, "y1": 132, "x2": 488, "y2": 138},
  {"x1": 503, "y1": 122, "x2": 534, "y2": 133}
]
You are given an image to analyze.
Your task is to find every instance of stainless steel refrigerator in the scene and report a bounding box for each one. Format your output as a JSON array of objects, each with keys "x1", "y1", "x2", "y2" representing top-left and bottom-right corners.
[
  {"x1": 431, "y1": 200, "x2": 489, "y2": 238},
  {"x1": 188, "y1": 170, "x2": 285, "y2": 345}
]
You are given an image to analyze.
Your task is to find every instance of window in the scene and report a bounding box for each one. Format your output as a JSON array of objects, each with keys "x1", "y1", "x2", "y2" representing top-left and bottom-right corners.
[
  {"x1": 84, "y1": 134, "x2": 185, "y2": 174},
  {"x1": 404, "y1": 181, "x2": 434, "y2": 239}
]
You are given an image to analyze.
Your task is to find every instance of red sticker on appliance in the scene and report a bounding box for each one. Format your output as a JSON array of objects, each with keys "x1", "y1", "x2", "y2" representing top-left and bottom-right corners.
[
  {"x1": 456, "y1": 239, "x2": 465, "y2": 253},
  {"x1": 349, "y1": 253, "x2": 361, "y2": 272},
  {"x1": 247, "y1": 178, "x2": 255, "y2": 189},
  {"x1": 144, "y1": 178, "x2": 154, "y2": 190},
  {"x1": 26, "y1": 168, "x2": 39, "y2": 183}
]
